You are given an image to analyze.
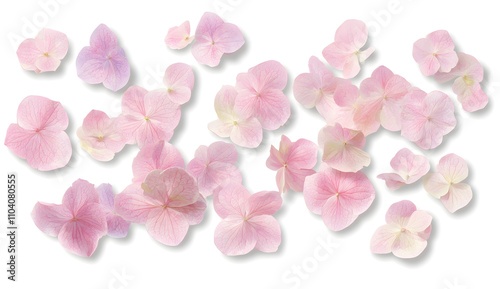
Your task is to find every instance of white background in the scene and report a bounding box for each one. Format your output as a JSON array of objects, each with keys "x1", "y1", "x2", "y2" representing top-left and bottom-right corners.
[{"x1": 1, "y1": 1, "x2": 499, "y2": 288}]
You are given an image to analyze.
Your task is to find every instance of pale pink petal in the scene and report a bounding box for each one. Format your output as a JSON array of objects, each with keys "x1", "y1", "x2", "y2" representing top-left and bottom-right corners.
[
  {"x1": 213, "y1": 182, "x2": 250, "y2": 218},
  {"x1": 142, "y1": 168, "x2": 198, "y2": 208},
  {"x1": 163, "y1": 63, "x2": 195, "y2": 105},
  {"x1": 207, "y1": 141, "x2": 238, "y2": 164},
  {"x1": 249, "y1": 215, "x2": 281, "y2": 253},
  {"x1": 286, "y1": 137, "x2": 318, "y2": 169},
  {"x1": 62, "y1": 179, "x2": 99, "y2": 213},
  {"x1": 97, "y1": 183, "x2": 130, "y2": 238},
  {"x1": 114, "y1": 191, "x2": 161, "y2": 224},
  {"x1": 441, "y1": 183, "x2": 472, "y2": 213},
  {"x1": 34, "y1": 54, "x2": 61, "y2": 73},
  {"x1": 106, "y1": 214, "x2": 130, "y2": 238},
  {"x1": 405, "y1": 210, "x2": 433, "y2": 232},
  {"x1": 413, "y1": 30, "x2": 458, "y2": 76},
  {"x1": 229, "y1": 117, "x2": 263, "y2": 148},
  {"x1": 75, "y1": 47, "x2": 108, "y2": 84},
  {"x1": 214, "y1": 217, "x2": 256, "y2": 256},
  {"x1": 282, "y1": 167, "x2": 317, "y2": 193},
  {"x1": 101, "y1": 47, "x2": 130, "y2": 92},
  {"x1": 435, "y1": 52, "x2": 484, "y2": 83},
  {"x1": 145, "y1": 207, "x2": 190, "y2": 246},
  {"x1": 370, "y1": 224, "x2": 400, "y2": 254},
  {"x1": 293, "y1": 56, "x2": 337, "y2": 108},
  {"x1": 89, "y1": 23, "x2": 118, "y2": 50},
  {"x1": 16, "y1": 95, "x2": 68, "y2": 131},
  {"x1": 342, "y1": 56, "x2": 361, "y2": 79},
  {"x1": 413, "y1": 38, "x2": 441, "y2": 76},
  {"x1": 377, "y1": 148, "x2": 430, "y2": 190},
  {"x1": 437, "y1": 153, "x2": 469, "y2": 184},
  {"x1": 334, "y1": 19, "x2": 369, "y2": 48},
  {"x1": 423, "y1": 173, "x2": 451, "y2": 199},
  {"x1": 192, "y1": 12, "x2": 245, "y2": 67},
  {"x1": 172, "y1": 195, "x2": 207, "y2": 225},
  {"x1": 453, "y1": 81, "x2": 488, "y2": 112},
  {"x1": 385, "y1": 200, "x2": 416, "y2": 227},
  {"x1": 392, "y1": 231, "x2": 427, "y2": 259},
  {"x1": 188, "y1": 159, "x2": 241, "y2": 197},
  {"x1": 16, "y1": 39, "x2": 39, "y2": 71},
  {"x1": 247, "y1": 191, "x2": 282, "y2": 217},
  {"x1": 31, "y1": 203, "x2": 71, "y2": 237},
  {"x1": 165, "y1": 21, "x2": 193, "y2": 50},
  {"x1": 97, "y1": 183, "x2": 115, "y2": 211},
  {"x1": 377, "y1": 173, "x2": 406, "y2": 190},
  {"x1": 321, "y1": 196, "x2": 358, "y2": 231},
  {"x1": 132, "y1": 141, "x2": 184, "y2": 183}
]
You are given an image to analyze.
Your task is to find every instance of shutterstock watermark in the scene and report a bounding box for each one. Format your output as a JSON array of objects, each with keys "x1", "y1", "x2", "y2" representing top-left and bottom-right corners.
[
  {"x1": 281, "y1": 235, "x2": 341, "y2": 289},
  {"x1": 213, "y1": 0, "x2": 245, "y2": 17},
  {"x1": 443, "y1": 277, "x2": 468, "y2": 289},
  {"x1": 107, "y1": 267, "x2": 134, "y2": 289},
  {"x1": 7, "y1": 0, "x2": 71, "y2": 50},
  {"x1": 366, "y1": 0, "x2": 414, "y2": 38}
]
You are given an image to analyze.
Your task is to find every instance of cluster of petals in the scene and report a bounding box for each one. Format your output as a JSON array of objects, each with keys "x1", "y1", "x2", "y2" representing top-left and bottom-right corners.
[
  {"x1": 412, "y1": 30, "x2": 458, "y2": 76},
  {"x1": 209, "y1": 60, "x2": 290, "y2": 147},
  {"x1": 165, "y1": 12, "x2": 245, "y2": 67},
  {"x1": 97, "y1": 183, "x2": 130, "y2": 238},
  {"x1": 400, "y1": 89, "x2": 456, "y2": 150},
  {"x1": 115, "y1": 168, "x2": 206, "y2": 246},
  {"x1": 187, "y1": 141, "x2": 242, "y2": 197},
  {"x1": 155, "y1": 63, "x2": 195, "y2": 105},
  {"x1": 132, "y1": 141, "x2": 185, "y2": 184},
  {"x1": 16, "y1": 28, "x2": 68, "y2": 73},
  {"x1": 378, "y1": 148, "x2": 430, "y2": 190},
  {"x1": 5, "y1": 95, "x2": 72, "y2": 171},
  {"x1": 370, "y1": 200, "x2": 432, "y2": 259},
  {"x1": 423, "y1": 153, "x2": 472, "y2": 213},
  {"x1": 266, "y1": 135, "x2": 317, "y2": 193},
  {"x1": 32, "y1": 179, "x2": 109, "y2": 257},
  {"x1": 76, "y1": 24, "x2": 130, "y2": 92},
  {"x1": 318, "y1": 123, "x2": 370, "y2": 172},
  {"x1": 322, "y1": 19, "x2": 374, "y2": 79},
  {"x1": 303, "y1": 167, "x2": 375, "y2": 231},
  {"x1": 213, "y1": 182, "x2": 282, "y2": 256},
  {"x1": 77, "y1": 110, "x2": 126, "y2": 161}
]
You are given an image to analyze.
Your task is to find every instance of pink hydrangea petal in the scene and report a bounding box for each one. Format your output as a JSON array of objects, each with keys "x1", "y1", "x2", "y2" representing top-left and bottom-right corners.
[
  {"x1": 114, "y1": 191, "x2": 161, "y2": 224},
  {"x1": 89, "y1": 24, "x2": 118, "y2": 50},
  {"x1": 16, "y1": 39, "x2": 39, "y2": 71},
  {"x1": 62, "y1": 179, "x2": 99, "y2": 213},
  {"x1": 286, "y1": 138, "x2": 318, "y2": 169},
  {"x1": 189, "y1": 160, "x2": 241, "y2": 197},
  {"x1": 293, "y1": 56, "x2": 336, "y2": 108},
  {"x1": 172, "y1": 195, "x2": 207, "y2": 225},
  {"x1": 34, "y1": 56, "x2": 61, "y2": 73},
  {"x1": 106, "y1": 214, "x2": 130, "y2": 238},
  {"x1": 377, "y1": 148, "x2": 430, "y2": 190},
  {"x1": 229, "y1": 118, "x2": 263, "y2": 148},
  {"x1": 453, "y1": 81, "x2": 488, "y2": 112},
  {"x1": 145, "y1": 207, "x2": 189, "y2": 246},
  {"x1": 249, "y1": 215, "x2": 281, "y2": 253},
  {"x1": 283, "y1": 167, "x2": 316, "y2": 193},
  {"x1": 213, "y1": 182, "x2": 250, "y2": 218},
  {"x1": 437, "y1": 153, "x2": 469, "y2": 183},
  {"x1": 96, "y1": 184, "x2": 130, "y2": 238},
  {"x1": 132, "y1": 141, "x2": 184, "y2": 183},
  {"x1": 405, "y1": 210, "x2": 433, "y2": 232},
  {"x1": 31, "y1": 203, "x2": 71, "y2": 237},
  {"x1": 16, "y1": 95, "x2": 68, "y2": 131},
  {"x1": 377, "y1": 173, "x2": 406, "y2": 190},
  {"x1": 57, "y1": 203, "x2": 107, "y2": 257},
  {"x1": 97, "y1": 183, "x2": 115, "y2": 211},
  {"x1": 370, "y1": 224, "x2": 400, "y2": 254},
  {"x1": 247, "y1": 191, "x2": 282, "y2": 217},
  {"x1": 75, "y1": 47, "x2": 109, "y2": 84},
  {"x1": 413, "y1": 30, "x2": 458, "y2": 76},
  {"x1": 321, "y1": 196, "x2": 358, "y2": 231},
  {"x1": 392, "y1": 231, "x2": 427, "y2": 259},
  {"x1": 385, "y1": 200, "x2": 416, "y2": 227},
  {"x1": 121, "y1": 85, "x2": 149, "y2": 116},
  {"x1": 413, "y1": 38, "x2": 441, "y2": 76},
  {"x1": 101, "y1": 48, "x2": 131, "y2": 92},
  {"x1": 214, "y1": 217, "x2": 256, "y2": 256},
  {"x1": 423, "y1": 173, "x2": 450, "y2": 199},
  {"x1": 165, "y1": 21, "x2": 193, "y2": 50},
  {"x1": 342, "y1": 56, "x2": 361, "y2": 79},
  {"x1": 163, "y1": 63, "x2": 195, "y2": 105},
  {"x1": 441, "y1": 183, "x2": 472, "y2": 213},
  {"x1": 334, "y1": 19, "x2": 369, "y2": 48},
  {"x1": 207, "y1": 141, "x2": 238, "y2": 164},
  {"x1": 142, "y1": 168, "x2": 198, "y2": 208},
  {"x1": 36, "y1": 28, "x2": 68, "y2": 59}
]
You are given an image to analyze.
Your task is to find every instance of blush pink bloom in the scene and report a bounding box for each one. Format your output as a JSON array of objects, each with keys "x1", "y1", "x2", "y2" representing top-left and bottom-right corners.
[
  {"x1": 213, "y1": 183, "x2": 282, "y2": 256},
  {"x1": 423, "y1": 153, "x2": 472, "y2": 213},
  {"x1": 266, "y1": 135, "x2": 318, "y2": 193},
  {"x1": 191, "y1": 12, "x2": 245, "y2": 67},
  {"x1": 97, "y1": 183, "x2": 130, "y2": 238},
  {"x1": 208, "y1": 85, "x2": 263, "y2": 148},
  {"x1": 354, "y1": 66, "x2": 412, "y2": 133},
  {"x1": 156, "y1": 63, "x2": 195, "y2": 105},
  {"x1": 377, "y1": 148, "x2": 430, "y2": 190},
  {"x1": 234, "y1": 60, "x2": 290, "y2": 130},
  {"x1": 5, "y1": 95, "x2": 71, "y2": 171},
  {"x1": 322, "y1": 19, "x2": 374, "y2": 79},
  {"x1": 435, "y1": 52, "x2": 488, "y2": 112},
  {"x1": 370, "y1": 200, "x2": 432, "y2": 259},
  {"x1": 413, "y1": 30, "x2": 458, "y2": 76},
  {"x1": 76, "y1": 24, "x2": 130, "y2": 92},
  {"x1": 401, "y1": 89, "x2": 456, "y2": 150},
  {"x1": 187, "y1": 141, "x2": 242, "y2": 197},
  {"x1": 165, "y1": 21, "x2": 193, "y2": 49},
  {"x1": 132, "y1": 141, "x2": 184, "y2": 183},
  {"x1": 303, "y1": 168, "x2": 375, "y2": 231},
  {"x1": 77, "y1": 110, "x2": 126, "y2": 162},
  {"x1": 16, "y1": 28, "x2": 68, "y2": 73},
  {"x1": 31, "y1": 179, "x2": 107, "y2": 257},
  {"x1": 318, "y1": 124, "x2": 370, "y2": 172},
  {"x1": 293, "y1": 56, "x2": 359, "y2": 128},
  {"x1": 118, "y1": 86, "x2": 181, "y2": 148},
  {"x1": 115, "y1": 168, "x2": 206, "y2": 246}
]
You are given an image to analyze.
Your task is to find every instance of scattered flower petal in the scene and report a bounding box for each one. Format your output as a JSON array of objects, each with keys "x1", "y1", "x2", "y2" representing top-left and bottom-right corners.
[
  {"x1": 322, "y1": 19, "x2": 374, "y2": 79},
  {"x1": 77, "y1": 110, "x2": 126, "y2": 162},
  {"x1": 318, "y1": 123, "x2": 370, "y2": 172},
  {"x1": 400, "y1": 89, "x2": 456, "y2": 150},
  {"x1": 132, "y1": 141, "x2": 185, "y2": 183},
  {"x1": 370, "y1": 200, "x2": 432, "y2": 258},
  {"x1": 377, "y1": 148, "x2": 430, "y2": 190},
  {"x1": 213, "y1": 183, "x2": 282, "y2": 255},
  {"x1": 97, "y1": 183, "x2": 130, "y2": 238},
  {"x1": 192, "y1": 12, "x2": 245, "y2": 67},
  {"x1": 423, "y1": 153, "x2": 472, "y2": 213},
  {"x1": 158, "y1": 63, "x2": 195, "y2": 105},
  {"x1": 16, "y1": 28, "x2": 68, "y2": 73},
  {"x1": 266, "y1": 135, "x2": 318, "y2": 193},
  {"x1": 413, "y1": 30, "x2": 458, "y2": 76},
  {"x1": 165, "y1": 21, "x2": 193, "y2": 49},
  {"x1": 303, "y1": 168, "x2": 375, "y2": 231},
  {"x1": 31, "y1": 179, "x2": 107, "y2": 257},
  {"x1": 5, "y1": 95, "x2": 72, "y2": 171},
  {"x1": 76, "y1": 24, "x2": 130, "y2": 92}
]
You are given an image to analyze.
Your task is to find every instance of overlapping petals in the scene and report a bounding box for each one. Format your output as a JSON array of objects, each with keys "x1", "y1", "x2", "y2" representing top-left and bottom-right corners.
[
  {"x1": 97, "y1": 184, "x2": 130, "y2": 238},
  {"x1": 187, "y1": 141, "x2": 242, "y2": 197},
  {"x1": 16, "y1": 28, "x2": 68, "y2": 73},
  {"x1": 5, "y1": 95, "x2": 72, "y2": 171},
  {"x1": 303, "y1": 168, "x2": 375, "y2": 231},
  {"x1": 413, "y1": 30, "x2": 458, "y2": 76},
  {"x1": 377, "y1": 148, "x2": 430, "y2": 190},
  {"x1": 213, "y1": 183, "x2": 282, "y2": 256},
  {"x1": 370, "y1": 200, "x2": 432, "y2": 258},
  {"x1": 165, "y1": 21, "x2": 193, "y2": 49},
  {"x1": 76, "y1": 24, "x2": 130, "y2": 91},
  {"x1": 157, "y1": 63, "x2": 195, "y2": 105},
  {"x1": 132, "y1": 141, "x2": 185, "y2": 183},
  {"x1": 322, "y1": 19, "x2": 374, "y2": 79},
  {"x1": 423, "y1": 154, "x2": 472, "y2": 213},
  {"x1": 31, "y1": 179, "x2": 108, "y2": 257},
  {"x1": 266, "y1": 135, "x2": 317, "y2": 193}
]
